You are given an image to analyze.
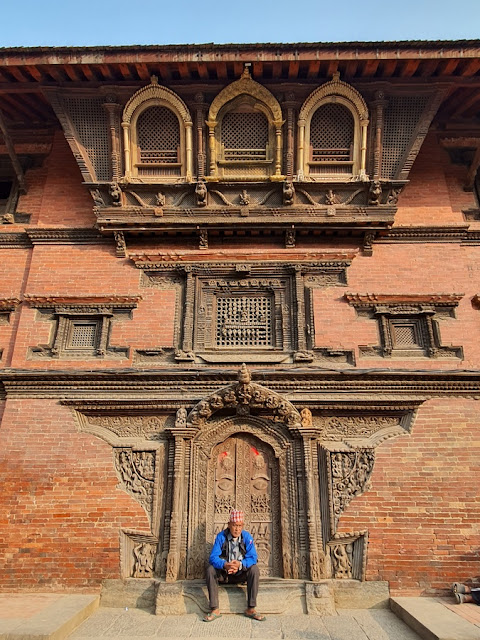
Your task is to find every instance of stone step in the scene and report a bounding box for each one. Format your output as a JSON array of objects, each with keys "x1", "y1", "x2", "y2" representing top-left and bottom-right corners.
[
  {"x1": 155, "y1": 578, "x2": 390, "y2": 616},
  {"x1": 0, "y1": 594, "x2": 99, "y2": 640},
  {"x1": 391, "y1": 597, "x2": 480, "y2": 640}
]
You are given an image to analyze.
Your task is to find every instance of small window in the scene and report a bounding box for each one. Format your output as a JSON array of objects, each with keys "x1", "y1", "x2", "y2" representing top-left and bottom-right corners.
[
  {"x1": 66, "y1": 320, "x2": 100, "y2": 350},
  {"x1": 0, "y1": 180, "x2": 18, "y2": 217},
  {"x1": 136, "y1": 106, "x2": 181, "y2": 178},
  {"x1": 391, "y1": 319, "x2": 426, "y2": 351}
]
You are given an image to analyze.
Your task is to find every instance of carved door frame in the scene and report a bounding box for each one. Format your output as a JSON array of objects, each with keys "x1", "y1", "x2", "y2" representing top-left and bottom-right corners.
[{"x1": 185, "y1": 416, "x2": 302, "y2": 580}]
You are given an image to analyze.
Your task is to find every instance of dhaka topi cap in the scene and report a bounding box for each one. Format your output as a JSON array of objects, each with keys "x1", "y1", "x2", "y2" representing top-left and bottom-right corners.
[{"x1": 229, "y1": 509, "x2": 244, "y2": 524}]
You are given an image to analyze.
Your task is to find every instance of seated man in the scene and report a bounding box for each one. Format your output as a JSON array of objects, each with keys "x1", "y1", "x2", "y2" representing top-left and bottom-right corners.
[{"x1": 203, "y1": 509, "x2": 266, "y2": 622}]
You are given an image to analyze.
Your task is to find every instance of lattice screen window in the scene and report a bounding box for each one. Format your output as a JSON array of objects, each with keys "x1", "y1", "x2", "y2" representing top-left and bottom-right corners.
[
  {"x1": 221, "y1": 111, "x2": 269, "y2": 161},
  {"x1": 66, "y1": 320, "x2": 100, "y2": 350},
  {"x1": 309, "y1": 103, "x2": 354, "y2": 176},
  {"x1": 390, "y1": 318, "x2": 427, "y2": 352},
  {"x1": 136, "y1": 106, "x2": 181, "y2": 177},
  {"x1": 216, "y1": 295, "x2": 273, "y2": 347},
  {"x1": 381, "y1": 96, "x2": 430, "y2": 179},
  {"x1": 63, "y1": 97, "x2": 111, "y2": 181}
]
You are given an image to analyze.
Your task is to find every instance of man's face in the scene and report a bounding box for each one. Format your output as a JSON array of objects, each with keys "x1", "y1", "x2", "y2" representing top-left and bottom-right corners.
[{"x1": 227, "y1": 520, "x2": 243, "y2": 538}]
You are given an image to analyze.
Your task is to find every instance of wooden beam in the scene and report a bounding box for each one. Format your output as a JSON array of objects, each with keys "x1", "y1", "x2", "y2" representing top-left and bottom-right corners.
[
  {"x1": 63, "y1": 64, "x2": 81, "y2": 82},
  {"x1": 216, "y1": 62, "x2": 228, "y2": 80},
  {"x1": 233, "y1": 62, "x2": 244, "y2": 78},
  {"x1": 288, "y1": 61, "x2": 300, "y2": 79},
  {"x1": 25, "y1": 65, "x2": 44, "y2": 82},
  {"x1": 177, "y1": 62, "x2": 190, "y2": 80},
  {"x1": 1, "y1": 93, "x2": 41, "y2": 121},
  {"x1": 381, "y1": 59, "x2": 398, "y2": 77},
  {"x1": 344, "y1": 60, "x2": 358, "y2": 78},
  {"x1": 272, "y1": 61, "x2": 283, "y2": 79},
  {"x1": 97, "y1": 64, "x2": 113, "y2": 80},
  {"x1": 135, "y1": 63, "x2": 150, "y2": 81},
  {"x1": 326, "y1": 61, "x2": 338, "y2": 78},
  {"x1": 198, "y1": 63, "x2": 209, "y2": 79},
  {"x1": 0, "y1": 107, "x2": 26, "y2": 192},
  {"x1": 401, "y1": 59, "x2": 420, "y2": 77},
  {"x1": 307, "y1": 60, "x2": 321, "y2": 79},
  {"x1": 118, "y1": 63, "x2": 131, "y2": 79},
  {"x1": 8, "y1": 67, "x2": 29, "y2": 82},
  {"x1": 80, "y1": 65, "x2": 95, "y2": 81},
  {"x1": 462, "y1": 59, "x2": 480, "y2": 77},
  {"x1": 455, "y1": 92, "x2": 480, "y2": 118},
  {"x1": 420, "y1": 60, "x2": 440, "y2": 77},
  {"x1": 252, "y1": 61, "x2": 263, "y2": 79},
  {"x1": 45, "y1": 66, "x2": 66, "y2": 82},
  {"x1": 361, "y1": 59, "x2": 379, "y2": 77},
  {"x1": 438, "y1": 59, "x2": 460, "y2": 76},
  {"x1": 158, "y1": 65, "x2": 171, "y2": 81}
]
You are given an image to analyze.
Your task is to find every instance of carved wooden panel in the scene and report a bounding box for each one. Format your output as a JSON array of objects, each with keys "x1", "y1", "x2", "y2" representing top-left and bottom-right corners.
[{"x1": 210, "y1": 434, "x2": 281, "y2": 577}]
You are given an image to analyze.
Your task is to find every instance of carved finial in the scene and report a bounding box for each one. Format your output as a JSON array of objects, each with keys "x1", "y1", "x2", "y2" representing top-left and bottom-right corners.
[
  {"x1": 238, "y1": 363, "x2": 251, "y2": 384},
  {"x1": 241, "y1": 65, "x2": 252, "y2": 79},
  {"x1": 301, "y1": 408, "x2": 313, "y2": 428},
  {"x1": 151, "y1": 75, "x2": 158, "y2": 85},
  {"x1": 332, "y1": 71, "x2": 341, "y2": 82}
]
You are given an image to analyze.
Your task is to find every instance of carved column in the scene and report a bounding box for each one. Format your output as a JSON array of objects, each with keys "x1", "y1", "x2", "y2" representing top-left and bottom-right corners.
[
  {"x1": 297, "y1": 117, "x2": 306, "y2": 180},
  {"x1": 194, "y1": 93, "x2": 208, "y2": 180},
  {"x1": 302, "y1": 436, "x2": 325, "y2": 581},
  {"x1": 103, "y1": 98, "x2": 122, "y2": 182},
  {"x1": 283, "y1": 94, "x2": 297, "y2": 181},
  {"x1": 122, "y1": 122, "x2": 131, "y2": 179},
  {"x1": 372, "y1": 91, "x2": 387, "y2": 180},
  {"x1": 359, "y1": 117, "x2": 370, "y2": 179},
  {"x1": 185, "y1": 121, "x2": 193, "y2": 182},
  {"x1": 206, "y1": 120, "x2": 217, "y2": 177},
  {"x1": 166, "y1": 436, "x2": 185, "y2": 582},
  {"x1": 293, "y1": 266, "x2": 307, "y2": 352},
  {"x1": 181, "y1": 267, "x2": 195, "y2": 353},
  {"x1": 273, "y1": 120, "x2": 284, "y2": 178}
]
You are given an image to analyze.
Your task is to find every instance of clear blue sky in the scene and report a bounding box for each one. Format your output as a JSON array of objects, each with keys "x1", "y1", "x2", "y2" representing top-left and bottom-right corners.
[{"x1": 0, "y1": 0, "x2": 478, "y2": 47}]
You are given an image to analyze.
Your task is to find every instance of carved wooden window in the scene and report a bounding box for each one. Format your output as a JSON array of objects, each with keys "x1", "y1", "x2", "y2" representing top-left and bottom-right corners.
[
  {"x1": 309, "y1": 103, "x2": 354, "y2": 176},
  {"x1": 215, "y1": 294, "x2": 274, "y2": 348},
  {"x1": 298, "y1": 76, "x2": 369, "y2": 181},
  {"x1": 136, "y1": 106, "x2": 181, "y2": 178},
  {"x1": 220, "y1": 109, "x2": 269, "y2": 162},
  {"x1": 122, "y1": 78, "x2": 193, "y2": 183},
  {"x1": 345, "y1": 294, "x2": 463, "y2": 359}
]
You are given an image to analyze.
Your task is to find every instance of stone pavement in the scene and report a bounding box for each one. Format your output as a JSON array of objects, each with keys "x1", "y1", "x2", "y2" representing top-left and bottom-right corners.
[{"x1": 67, "y1": 607, "x2": 423, "y2": 640}]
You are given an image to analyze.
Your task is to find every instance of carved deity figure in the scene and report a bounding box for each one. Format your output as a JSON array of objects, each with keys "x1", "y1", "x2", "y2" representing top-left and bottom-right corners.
[
  {"x1": 300, "y1": 407, "x2": 313, "y2": 428},
  {"x1": 198, "y1": 229, "x2": 208, "y2": 249},
  {"x1": 155, "y1": 192, "x2": 166, "y2": 207},
  {"x1": 369, "y1": 180, "x2": 382, "y2": 206},
  {"x1": 195, "y1": 180, "x2": 208, "y2": 207},
  {"x1": 239, "y1": 190, "x2": 250, "y2": 206},
  {"x1": 109, "y1": 182, "x2": 122, "y2": 206},
  {"x1": 325, "y1": 189, "x2": 340, "y2": 205},
  {"x1": 283, "y1": 181, "x2": 295, "y2": 206}
]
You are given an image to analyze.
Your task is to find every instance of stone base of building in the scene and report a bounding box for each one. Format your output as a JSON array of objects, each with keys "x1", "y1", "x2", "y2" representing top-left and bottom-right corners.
[{"x1": 100, "y1": 578, "x2": 390, "y2": 616}]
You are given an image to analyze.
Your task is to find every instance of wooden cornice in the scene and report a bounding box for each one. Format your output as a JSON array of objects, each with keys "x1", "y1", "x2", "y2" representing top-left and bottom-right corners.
[
  {"x1": 23, "y1": 294, "x2": 141, "y2": 308},
  {"x1": 345, "y1": 293, "x2": 464, "y2": 307}
]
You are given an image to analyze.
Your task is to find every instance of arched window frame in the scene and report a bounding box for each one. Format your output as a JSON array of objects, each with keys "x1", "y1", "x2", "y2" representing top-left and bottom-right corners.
[
  {"x1": 122, "y1": 77, "x2": 193, "y2": 182},
  {"x1": 206, "y1": 68, "x2": 285, "y2": 181},
  {"x1": 297, "y1": 74, "x2": 369, "y2": 181}
]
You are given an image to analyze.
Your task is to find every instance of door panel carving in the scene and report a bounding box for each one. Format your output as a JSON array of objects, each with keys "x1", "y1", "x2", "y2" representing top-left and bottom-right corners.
[{"x1": 210, "y1": 433, "x2": 282, "y2": 577}]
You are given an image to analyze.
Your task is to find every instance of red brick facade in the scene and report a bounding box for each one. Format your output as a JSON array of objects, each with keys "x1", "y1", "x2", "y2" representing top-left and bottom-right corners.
[{"x1": 1, "y1": 42, "x2": 480, "y2": 595}]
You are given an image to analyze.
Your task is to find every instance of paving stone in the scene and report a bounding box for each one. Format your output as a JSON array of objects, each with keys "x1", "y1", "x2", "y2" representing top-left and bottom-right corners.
[
  {"x1": 350, "y1": 609, "x2": 423, "y2": 640},
  {"x1": 324, "y1": 613, "x2": 370, "y2": 640},
  {"x1": 190, "y1": 613, "x2": 252, "y2": 637},
  {"x1": 156, "y1": 613, "x2": 197, "y2": 637},
  {"x1": 68, "y1": 607, "x2": 124, "y2": 637},
  {"x1": 101, "y1": 608, "x2": 163, "y2": 637}
]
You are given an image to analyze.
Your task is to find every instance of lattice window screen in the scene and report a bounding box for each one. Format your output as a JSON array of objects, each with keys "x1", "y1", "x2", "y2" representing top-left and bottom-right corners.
[
  {"x1": 63, "y1": 98, "x2": 111, "y2": 181},
  {"x1": 310, "y1": 103, "x2": 354, "y2": 162},
  {"x1": 137, "y1": 107, "x2": 180, "y2": 164},
  {"x1": 216, "y1": 296, "x2": 273, "y2": 347},
  {"x1": 69, "y1": 322, "x2": 98, "y2": 348},
  {"x1": 381, "y1": 96, "x2": 430, "y2": 179},
  {"x1": 221, "y1": 112, "x2": 268, "y2": 161},
  {"x1": 392, "y1": 323, "x2": 418, "y2": 346}
]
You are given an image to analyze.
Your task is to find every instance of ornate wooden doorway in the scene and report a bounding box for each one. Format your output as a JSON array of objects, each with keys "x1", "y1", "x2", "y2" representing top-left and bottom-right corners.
[{"x1": 209, "y1": 433, "x2": 282, "y2": 577}]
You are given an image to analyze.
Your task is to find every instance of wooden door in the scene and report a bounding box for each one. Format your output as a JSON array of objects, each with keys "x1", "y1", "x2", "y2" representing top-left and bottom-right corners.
[{"x1": 210, "y1": 433, "x2": 282, "y2": 577}]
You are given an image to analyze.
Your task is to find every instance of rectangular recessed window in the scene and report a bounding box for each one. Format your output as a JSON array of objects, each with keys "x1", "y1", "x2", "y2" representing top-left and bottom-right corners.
[
  {"x1": 67, "y1": 320, "x2": 99, "y2": 349},
  {"x1": 391, "y1": 320, "x2": 424, "y2": 349},
  {"x1": 0, "y1": 181, "x2": 13, "y2": 215},
  {"x1": 216, "y1": 295, "x2": 273, "y2": 348}
]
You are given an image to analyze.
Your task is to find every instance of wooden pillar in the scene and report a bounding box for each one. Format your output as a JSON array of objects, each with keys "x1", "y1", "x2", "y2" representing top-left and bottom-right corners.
[{"x1": 103, "y1": 99, "x2": 121, "y2": 182}]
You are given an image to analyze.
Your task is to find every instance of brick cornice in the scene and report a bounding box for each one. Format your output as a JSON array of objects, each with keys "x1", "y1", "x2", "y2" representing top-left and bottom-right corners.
[
  {"x1": 2, "y1": 368, "x2": 480, "y2": 400},
  {"x1": 23, "y1": 294, "x2": 141, "y2": 308}
]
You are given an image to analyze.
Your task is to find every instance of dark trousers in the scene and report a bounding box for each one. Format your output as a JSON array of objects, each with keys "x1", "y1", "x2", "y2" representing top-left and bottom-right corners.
[{"x1": 206, "y1": 563, "x2": 259, "y2": 610}]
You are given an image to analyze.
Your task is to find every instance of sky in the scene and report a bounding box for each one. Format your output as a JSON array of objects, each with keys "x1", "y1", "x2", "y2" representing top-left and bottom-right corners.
[{"x1": 0, "y1": 0, "x2": 479, "y2": 47}]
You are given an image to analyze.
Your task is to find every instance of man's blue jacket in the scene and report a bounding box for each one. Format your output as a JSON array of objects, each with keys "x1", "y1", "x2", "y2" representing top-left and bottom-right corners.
[{"x1": 209, "y1": 528, "x2": 258, "y2": 570}]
